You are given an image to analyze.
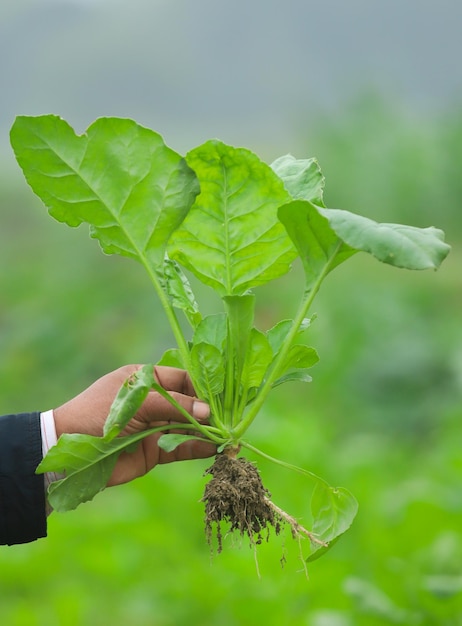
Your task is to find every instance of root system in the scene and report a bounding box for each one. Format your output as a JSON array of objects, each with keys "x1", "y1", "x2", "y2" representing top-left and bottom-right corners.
[{"x1": 202, "y1": 451, "x2": 328, "y2": 556}]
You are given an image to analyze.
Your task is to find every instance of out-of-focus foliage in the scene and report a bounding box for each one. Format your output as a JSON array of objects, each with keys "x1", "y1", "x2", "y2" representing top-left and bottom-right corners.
[{"x1": 0, "y1": 101, "x2": 461, "y2": 625}]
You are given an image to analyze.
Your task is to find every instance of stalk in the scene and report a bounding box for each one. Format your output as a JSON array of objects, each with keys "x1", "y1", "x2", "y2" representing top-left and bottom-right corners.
[
  {"x1": 141, "y1": 259, "x2": 192, "y2": 372},
  {"x1": 233, "y1": 243, "x2": 342, "y2": 439},
  {"x1": 222, "y1": 317, "x2": 236, "y2": 428}
]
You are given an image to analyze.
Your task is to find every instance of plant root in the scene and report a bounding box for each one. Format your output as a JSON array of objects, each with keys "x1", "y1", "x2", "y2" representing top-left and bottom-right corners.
[{"x1": 201, "y1": 453, "x2": 327, "y2": 555}]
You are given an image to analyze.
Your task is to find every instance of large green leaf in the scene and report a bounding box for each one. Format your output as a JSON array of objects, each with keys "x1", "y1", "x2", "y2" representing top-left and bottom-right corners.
[
  {"x1": 318, "y1": 206, "x2": 451, "y2": 270},
  {"x1": 169, "y1": 140, "x2": 296, "y2": 295},
  {"x1": 279, "y1": 200, "x2": 450, "y2": 295},
  {"x1": 306, "y1": 483, "x2": 359, "y2": 562},
  {"x1": 271, "y1": 154, "x2": 325, "y2": 206},
  {"x1": 10, "y1": 115, "x2": 199, "y2": 272}
]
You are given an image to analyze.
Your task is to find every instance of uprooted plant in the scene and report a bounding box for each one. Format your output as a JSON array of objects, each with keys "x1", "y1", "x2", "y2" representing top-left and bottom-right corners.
[{"x1": 10, "y1": 115, "x2": 450, "y2": 564}]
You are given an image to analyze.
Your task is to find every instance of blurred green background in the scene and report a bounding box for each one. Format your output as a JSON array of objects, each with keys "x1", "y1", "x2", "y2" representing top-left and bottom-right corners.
[{"x1": 1, "y1": 1, "x2": 461, "y2": 624}]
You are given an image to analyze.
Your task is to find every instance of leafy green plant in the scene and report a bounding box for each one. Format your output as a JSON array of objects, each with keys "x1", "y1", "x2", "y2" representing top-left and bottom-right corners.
[{"x1": 10, "y1": 115, "x2": 450, "y2": 563}]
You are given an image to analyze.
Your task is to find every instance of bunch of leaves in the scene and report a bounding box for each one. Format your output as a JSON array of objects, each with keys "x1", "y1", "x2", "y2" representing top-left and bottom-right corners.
[{"x1": 9, "y1": 115, "x2": 450, "y2": 562}]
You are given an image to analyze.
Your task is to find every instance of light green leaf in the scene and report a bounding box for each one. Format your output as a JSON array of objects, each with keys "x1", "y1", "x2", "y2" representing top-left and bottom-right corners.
[
  {"x1": 193, "y1": 313, "x2": 227, "y2": 351},
  {"x1": 241, "y1": 328, "x2": 273, "y2": 391},
  {"x1": 169, "y1": 140, "x2": 296, "y2": 295},
  {"x1": 306, "y1": 483, "x2": 359, "y2": 562},
  {"x1": 318, "y1": 206, "x2": 451, "y2": 270},
  {"x1": 156, "y1": 348, "x2": 185, "y2": 369},
  {"x1": 163, "y1": 256, "x2": 201, "y2": 327},
  {"x1": 271, "y1": 154, "x2": 325, "y2": 206},
  {"x1": 103, "y1": 364, "x2": 155, "y2": 440},
  {"x1": 267, "y1": 319, "x2": 293, "y2": 356},
  {"x1": 190, "y1": 342, "x2": 225, "y2": 401},
  {"x1": 267, "y1": 317, "x2": 315, "y2": 358},
  {"x1": 10, "y1": 115, "x2": 199, "y2": 272},
  {"x1": 158, "y1": 433, "x2": 206, "y2": 453},
  {"x1": 269, "y1": 344, "x2": 318, "y2": 389},
  {"x1": 282, "y1": 344, "x2": 319, "y2": 371}
]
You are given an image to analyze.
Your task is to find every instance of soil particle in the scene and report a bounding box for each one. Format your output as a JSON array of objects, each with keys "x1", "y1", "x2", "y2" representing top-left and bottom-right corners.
[{"x1": 202, "y1": 453, "x2": 282, "y2": 553}]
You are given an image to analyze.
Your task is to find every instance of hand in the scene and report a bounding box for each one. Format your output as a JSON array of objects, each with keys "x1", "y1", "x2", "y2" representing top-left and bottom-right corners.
[{"x1": 53, "y1": 365, "x2": 216, "y2": 486}]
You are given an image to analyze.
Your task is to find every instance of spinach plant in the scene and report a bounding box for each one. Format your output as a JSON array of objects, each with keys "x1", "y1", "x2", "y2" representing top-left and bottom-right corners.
[{"x1": 10, "y1": 115, "x2": 450, "y2": 563}]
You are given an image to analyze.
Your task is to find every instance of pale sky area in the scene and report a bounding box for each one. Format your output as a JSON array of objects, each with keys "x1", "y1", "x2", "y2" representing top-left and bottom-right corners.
[{"x1": 1, "y1": 0, "x2": 461, "y2": 163}]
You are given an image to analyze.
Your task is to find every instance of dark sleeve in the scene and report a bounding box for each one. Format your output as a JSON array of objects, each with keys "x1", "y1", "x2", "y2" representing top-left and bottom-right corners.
[{"x1": 0, "y1": 412, "x2": 47, "y2": 545}]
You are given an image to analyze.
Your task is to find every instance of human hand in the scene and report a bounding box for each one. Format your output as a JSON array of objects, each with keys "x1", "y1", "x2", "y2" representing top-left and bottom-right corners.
[{"x1": 53, "y1": 365, "x2": 216, "y2": 486}]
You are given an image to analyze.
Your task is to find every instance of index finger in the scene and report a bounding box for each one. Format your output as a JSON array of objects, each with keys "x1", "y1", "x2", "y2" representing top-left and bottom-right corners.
[{"x1": 154, "y1": 365, "x2": 196, "y2": 397}]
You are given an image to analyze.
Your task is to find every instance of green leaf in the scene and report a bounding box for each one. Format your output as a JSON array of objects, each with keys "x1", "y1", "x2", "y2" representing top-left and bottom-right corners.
[
  {"x1": 266, "y1": 318, "x2": 314, "y2": 358},
  {"x1": 10, "y1": 115, "x2": 199, "y2": 272},
  {"x1": 156, "y1": 348, "x2": 185, "y2": 369},
  {"x1": 103, "y1": 364, "x2": 155, "y2": 440},
  {"x1": 163, "y1": 256, "x2": 201, "y2": 328},
  {"x1": 267, "y1": 319, "x2": 293, "y2": 356},
  {"x1": 36, "y1": 431, "x2": 149, "y2": 512},
  {"x1": 279, "y1": 200, "x2": 450, "y2": 291},
  {"x1": 278, "y1": 200, "x2": 356, "y2": 291},
  {"x1": 169, "y1": 140, "x2": 296, "y2": 295},
  {"x1": 272, "y1": 370, "x2": 313, "y2": 388},
  {"x1": 282, "y1": 344, "x2": 319, "y2": 371},
  {"x1": 241, "y1": 328, "x2": 273, "y2": 391},
  {"x1": 271, "y1": 154, "x2": 325, "y2": 206},
  {"x1": 269, "y1": 344, "x2": 318, "y2": 390},
  {"x1": 190, "y1": 342, "x2": 225, "y2": 401},
  {"x1": 318, "y1": 206, "x2": 451, "y2": 270},
  {"x1": 306, "y1": 483, "x2": 359, "y2": 562},
  {"x1": 157, "y1": 433, "x2": 206, "y2": 453},
  {"x1": 192, "y1": 313, "x2": 227, "y2": 351}
]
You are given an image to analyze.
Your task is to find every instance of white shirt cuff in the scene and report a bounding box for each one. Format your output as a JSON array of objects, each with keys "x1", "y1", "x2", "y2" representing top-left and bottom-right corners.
[{"x1": 40, "y1": 410, "x2": 65, "y2": 514}]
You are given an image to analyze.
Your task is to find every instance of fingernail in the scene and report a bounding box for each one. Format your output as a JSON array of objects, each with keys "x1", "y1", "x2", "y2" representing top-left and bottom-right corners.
[{"x1": 193, "y1": 400, "x2": 210, "y2": 420}]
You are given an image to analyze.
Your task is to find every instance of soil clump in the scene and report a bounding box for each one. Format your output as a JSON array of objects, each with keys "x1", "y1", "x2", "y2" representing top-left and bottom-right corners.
[{"x1": 202, "y1": 452, "x2": 282, "y2": 553}]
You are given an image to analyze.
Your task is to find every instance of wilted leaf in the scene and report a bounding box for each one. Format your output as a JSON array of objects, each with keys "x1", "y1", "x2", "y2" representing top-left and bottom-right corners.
[
  {"x1": 103, "y1": 364, "x2": 155, "y2": 440},
  {"x1": 36, "y1": 431, "x2": 148, "y2": 511},
  {"x1": 272, "y1": 154, "x2": 325, "y2": 206}
]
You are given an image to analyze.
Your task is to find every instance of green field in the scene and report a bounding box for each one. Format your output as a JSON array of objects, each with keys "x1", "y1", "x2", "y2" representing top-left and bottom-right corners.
[{"x1": 1, "y1": 101, "x2": 461, "y2": 625}]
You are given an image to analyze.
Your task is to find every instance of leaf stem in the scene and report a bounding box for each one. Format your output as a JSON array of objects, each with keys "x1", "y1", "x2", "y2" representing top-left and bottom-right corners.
[
  {"x1": 222, "y1": 318, "x2": 235, "y2": 428},
  {"x1": 151, "y1": 381, "x2": 225, "y2": 444},
  {"x1": 142, "y1": 260, "x2": 192, "y2": 372},
  {"x1": 240, "y1": 440, "x2": 330, "y2": 488},
  {"x1": 234, "y1": 242, "x2": 342, "y2": 439}
]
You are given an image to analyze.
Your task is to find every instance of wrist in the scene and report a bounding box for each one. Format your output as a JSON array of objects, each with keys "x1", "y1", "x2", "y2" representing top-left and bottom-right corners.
[{"x1": 53, "y1": 403, "x2": 75, "y2": 439}]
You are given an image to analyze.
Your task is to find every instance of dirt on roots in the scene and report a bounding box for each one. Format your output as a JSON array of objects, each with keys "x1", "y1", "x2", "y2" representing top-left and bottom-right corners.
[{"x1": 201, "y1": 452, "x2": 282, "y2": 553}]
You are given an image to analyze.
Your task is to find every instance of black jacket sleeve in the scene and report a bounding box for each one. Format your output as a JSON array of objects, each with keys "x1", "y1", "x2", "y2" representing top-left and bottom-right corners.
[{"x1": 0, "y1": 412, "x2": 47, "y2": 545}]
